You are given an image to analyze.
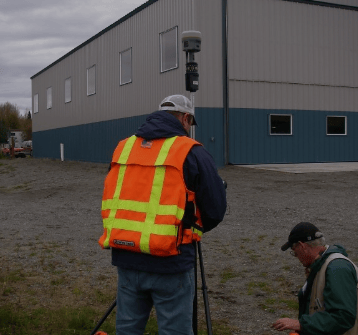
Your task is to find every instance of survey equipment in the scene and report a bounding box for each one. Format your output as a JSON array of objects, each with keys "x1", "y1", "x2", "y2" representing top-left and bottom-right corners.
[{"x1": 182, "y1": 31, "x2": 201, "y2": 92}]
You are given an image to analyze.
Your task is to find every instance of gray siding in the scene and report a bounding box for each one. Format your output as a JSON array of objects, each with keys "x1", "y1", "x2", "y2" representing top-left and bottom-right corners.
[
  {"x1": 31, "y1": 0, "x2": 358, "y2": 166},
  {"x1": 228, "y1": 0, "x2": 358, "y2": 111},
  {"x1": 32, "y1": 0, "x2": 205, "y2": 132},
  {"x1": 192, "y1": 0, "x2": 224, "y2": 109}
]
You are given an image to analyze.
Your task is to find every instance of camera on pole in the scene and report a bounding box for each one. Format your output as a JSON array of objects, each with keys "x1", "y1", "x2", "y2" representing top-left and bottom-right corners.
[{"x1": 182, "y1": 31, "x2": 201, "y2": 92}]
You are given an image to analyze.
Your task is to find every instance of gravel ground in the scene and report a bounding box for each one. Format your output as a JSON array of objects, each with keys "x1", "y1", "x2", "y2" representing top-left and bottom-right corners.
[{"x1": 1, "y1": 157, "x2": 358, "y2": 334}]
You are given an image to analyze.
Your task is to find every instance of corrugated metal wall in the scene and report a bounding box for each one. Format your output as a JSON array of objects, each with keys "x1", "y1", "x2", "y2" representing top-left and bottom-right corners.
[
  {"x1": 31, "y1": 0, "x2": 226, "y2": 165},
  {"x1": 227, "y1": 0, "x2": 358, "y2": 164},
  {"x1": 32, "y1": 0, "x2": 191, "y2": 132},
  {"x1": 32, "y1": 0, "x2": 224, "y2": 132},
  {"x1": 32, "y1": 0, "x2": 358, "y2": 166},
  {"x1": 228, "y1": 0, "x2": 358, "y2": 111},
  {"x1": 229, "y1": 109, "x2": 358, "y2": 164},
  {"x1": 32, "y1": 107, "x2": 226, "y2": 164},
  {"x1": 32, "y1": 115, "x2": 148, "y2": 162}
]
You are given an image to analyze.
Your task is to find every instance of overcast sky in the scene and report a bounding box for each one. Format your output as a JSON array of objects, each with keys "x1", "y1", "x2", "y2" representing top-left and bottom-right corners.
[{"x1": 0, "y1": 0, "x2": 146, "y2": 115}]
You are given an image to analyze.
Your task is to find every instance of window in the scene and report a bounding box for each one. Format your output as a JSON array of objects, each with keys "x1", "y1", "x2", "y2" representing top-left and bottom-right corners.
[
  {"x1": 47, "y1": 87, "x2": 52, "y2": 109},
  {"x1": 87, "y1": 65, "x2": 96, "y2": 96},
  {"x1": 327, "y1": 116, "x2": 347, "y2": 135},
  {"x1": 160, "y1": 27, "x2": 178, "y2": 72},
  {"x1": 120, "y1": 48, "x2": 132, "y2": 85},
  {"x1": 34, "y1": 94, "x2": 39, "y2": 114},
  {"x1": 270, "y1": 114, "x2": 292, "y2": 135},
  {"x1": 65, "y1": 77, "x2": 72, "y2": 103}
]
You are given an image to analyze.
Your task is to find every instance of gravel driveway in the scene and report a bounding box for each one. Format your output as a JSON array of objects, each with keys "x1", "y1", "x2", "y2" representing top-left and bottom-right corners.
[{"x1": 1, "y1": 157, "x2": 358, "y2": 334}]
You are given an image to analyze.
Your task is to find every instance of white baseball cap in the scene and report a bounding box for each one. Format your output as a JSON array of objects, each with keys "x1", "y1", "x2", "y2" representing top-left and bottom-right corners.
[{"x1": 159, "y1": 94, "x2": 197, "y2": 126}]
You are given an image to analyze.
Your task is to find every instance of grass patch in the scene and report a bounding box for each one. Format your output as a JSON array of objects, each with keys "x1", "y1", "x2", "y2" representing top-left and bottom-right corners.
[
  {"x1": 258, "y1": 234, "x2": 267, "y2": 242},
  {"x1": 260, "y1": 272, "x2": 268, "y2": 278},
  {"x1": 0, "y1": 164, "x2": 15, "y2": 174},
  {"x1": 220, "y1": 268, "x2": 239, "y2": 284},
  {"x1": 265, "y1": 298, "x2": 276, "y2": 305},
  {"x1": 247, "y1": 281, "x2": 271, "y2": 295},
  {"x1": 259, "y1": 303, "x2": 276, "y2": 313},
  {"x1": 94, "y1": 289, "x2": 114, "y2": 304},
  {"x1": 245, "y1": 249, "x2": 261, "y2": 262},
  {"x1": 0, "y1": 304, "x2": 115, "y2": 335},
  {"x1": 13, "y1": 183, "x2": 31, "y2": 190},
  {"x1": 0, "y1": 304, "x2": 232, "y2": 335},
  {"x1": 2, "y1": 287, "x2": 16, "y2": 296},
  {"x1": 280, "y1": 299, "x2": 299, "y2": 311},
  {"x1": 50, "y1": 278, "x2": 66, "y2": 286},
  {"x1": 0, "y1": 269, "x2": 26, "y2": 284}
]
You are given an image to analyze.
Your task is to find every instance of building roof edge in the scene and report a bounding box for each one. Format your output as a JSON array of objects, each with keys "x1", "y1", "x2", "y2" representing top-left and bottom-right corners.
[{"x1": 31, "y1": 0, "x2": 159, "y2": 80}]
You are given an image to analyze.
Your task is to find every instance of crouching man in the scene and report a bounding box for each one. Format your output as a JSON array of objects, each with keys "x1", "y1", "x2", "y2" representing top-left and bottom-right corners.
[{"x1": 272, "y1": 222, "x2": 358, "y2": 334}]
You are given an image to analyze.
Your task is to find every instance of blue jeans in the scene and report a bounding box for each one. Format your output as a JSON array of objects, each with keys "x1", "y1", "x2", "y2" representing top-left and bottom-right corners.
[{"x1": 116, "y1": 267, "x2": 195, "y2": 335}]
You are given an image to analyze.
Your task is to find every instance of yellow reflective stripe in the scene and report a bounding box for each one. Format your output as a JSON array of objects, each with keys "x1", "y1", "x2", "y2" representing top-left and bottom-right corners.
[
  {"x1": 102, "y1": 164, "x2": 128, "y2": 248},
  {"x1": 102, "y1": 199, "x2": 184, "y2": 220},
  {"x1": 103, "y1": 218, "x2": 178, "y2": 236},
  {"x1": 140, "y1": 166, "x2": 166, "y2": 253},
  {"x1": 117, "y1": 135, "x2": 136, "y2": 164},
  {"x1": 193, "y1": 228, "x2": 203, "y2": 237},
  {"x1": 103, "y1": 135, "x2": 136, "y2": 248},
  {"x1": 155, "y1": 136, "x2": 177, "y2": 165}
]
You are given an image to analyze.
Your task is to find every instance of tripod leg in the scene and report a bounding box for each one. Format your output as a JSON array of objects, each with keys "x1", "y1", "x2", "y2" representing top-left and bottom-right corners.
[
  {"x1": 90, "y1": 299, "x2": 117, "y2": 335},
  {"x1": 193, "y1": 242, "x2": 198, "y2": 335},
  {"x1": 198, "y1": 241, "x2": 213, "y2": 335}
]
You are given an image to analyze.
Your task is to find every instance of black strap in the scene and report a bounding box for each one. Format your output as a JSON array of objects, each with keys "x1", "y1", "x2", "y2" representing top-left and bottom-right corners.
[{"x1": 182, "y1": 201, "x2": 203, "y2": 231}]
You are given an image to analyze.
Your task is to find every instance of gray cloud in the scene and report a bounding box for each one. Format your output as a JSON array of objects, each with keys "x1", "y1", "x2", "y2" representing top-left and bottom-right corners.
[{"x1": 0, "y1": 0, "x2": 145, "y2": 113}]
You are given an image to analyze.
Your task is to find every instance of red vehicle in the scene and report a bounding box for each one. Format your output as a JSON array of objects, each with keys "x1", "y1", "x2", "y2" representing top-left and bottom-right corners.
[{"x1": 1, "y1": 146, "x2": 27, "y2": 158}]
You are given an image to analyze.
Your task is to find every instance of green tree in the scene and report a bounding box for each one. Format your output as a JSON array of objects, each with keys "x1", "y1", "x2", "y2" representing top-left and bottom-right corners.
[
  {"x1": 0, "y1": 102, "x2": 32, "y2": 142},
  {"x1": 0, "y1": 120, "x2": 7, "y2": 144},
  {"x1": 0, "y1": 102, "x2": 20, "y2": 130},
  {"x1": 20, "y1": 113, "x2": 32, "y2": 141}
]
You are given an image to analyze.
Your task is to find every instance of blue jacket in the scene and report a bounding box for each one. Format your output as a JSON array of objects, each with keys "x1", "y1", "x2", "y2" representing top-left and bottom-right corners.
[{"x1": 111, "y1": 111, "x2": 227, "y2": 273}]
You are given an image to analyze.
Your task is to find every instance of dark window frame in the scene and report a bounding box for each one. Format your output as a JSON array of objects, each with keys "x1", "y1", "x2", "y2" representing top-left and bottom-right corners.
[
  {"x1": 269, "y1": 114, "x2": 293, "y2": 135},
  {"x1": 326, "y1": 116, "x2": 347, "y2": 136}
]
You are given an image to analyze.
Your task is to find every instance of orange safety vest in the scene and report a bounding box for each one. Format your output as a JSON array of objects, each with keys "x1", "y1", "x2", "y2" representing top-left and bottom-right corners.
[{"x1": 99, "y1": 135, "x2": 203, "y2": 256}]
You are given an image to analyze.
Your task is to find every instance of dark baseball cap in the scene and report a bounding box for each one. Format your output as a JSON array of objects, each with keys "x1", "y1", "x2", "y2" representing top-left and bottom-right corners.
[{"x1": 281, "y1": 222, "x2": 321, "y2": 251}]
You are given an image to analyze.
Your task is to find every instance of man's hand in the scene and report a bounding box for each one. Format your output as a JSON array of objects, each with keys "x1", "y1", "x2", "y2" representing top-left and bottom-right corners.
[{"x1": 272, "y1": 318, "x2": 301, "y2": 332}]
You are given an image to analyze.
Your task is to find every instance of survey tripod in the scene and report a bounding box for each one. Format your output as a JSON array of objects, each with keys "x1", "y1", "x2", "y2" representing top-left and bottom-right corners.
[{"x1": 90, "y1": 240, "x2": 213, "y2": 335}]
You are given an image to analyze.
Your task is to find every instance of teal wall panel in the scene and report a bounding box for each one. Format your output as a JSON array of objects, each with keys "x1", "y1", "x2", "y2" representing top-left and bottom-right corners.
[
  {"x1": 33, "y1": 108, "x2": 358, "y2": 166},
  {"x1": 33, "y1": 115, "x2": 148, "y2": 163},
  {"x1": 195, "y1": 108, "x2": 225, "y2": 167},
  {"x1": 32, "y1": 108, "x2": 226, "y2": 167},
  {"x1": 229, "y1": 108, "x2": 358, "y2": 164}
]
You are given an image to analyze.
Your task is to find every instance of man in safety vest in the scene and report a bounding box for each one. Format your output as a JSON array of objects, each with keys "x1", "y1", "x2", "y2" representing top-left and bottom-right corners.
[
  {"x1": 272, "y1": 222, "x2": 358, "y2": 334},
  {"x1": 99, "y1": 94, "x2": 227, "y2": 334}
]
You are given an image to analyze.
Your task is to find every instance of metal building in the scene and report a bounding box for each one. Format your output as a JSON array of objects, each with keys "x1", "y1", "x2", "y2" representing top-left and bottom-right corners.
[{"x1": 31, "y1": 0, "x2": 358, "y2": 166}]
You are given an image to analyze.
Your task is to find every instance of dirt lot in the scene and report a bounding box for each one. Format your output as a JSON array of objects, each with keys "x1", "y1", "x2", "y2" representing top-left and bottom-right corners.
[{"x1": 1, "y1": 157, "x2": 358, "y2": 334}]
